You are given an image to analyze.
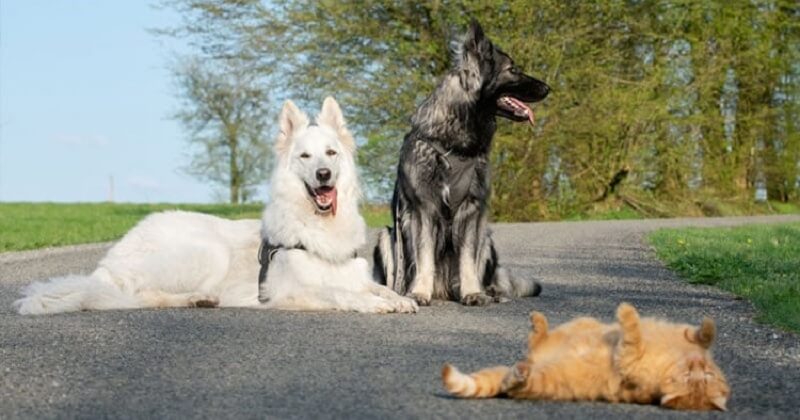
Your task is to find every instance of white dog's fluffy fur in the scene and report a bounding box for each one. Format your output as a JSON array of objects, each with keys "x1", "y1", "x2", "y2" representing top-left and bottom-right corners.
[{"x1": 14, "y1": 97, "x2": 417, "y2": 315}]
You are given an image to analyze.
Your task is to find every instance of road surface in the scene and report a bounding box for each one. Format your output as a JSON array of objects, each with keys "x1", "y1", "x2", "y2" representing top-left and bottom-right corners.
[{"x1": 1, "y1": 215, "x2": 799, "y2": 418}]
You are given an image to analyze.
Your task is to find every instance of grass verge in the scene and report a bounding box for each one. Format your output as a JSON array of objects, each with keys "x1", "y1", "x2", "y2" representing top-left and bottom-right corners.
[
  {"x1": 649, "y1": 222, "x2": 800, "y2": 332},
  {"x1": 0, "y1": 202, "x2": 390, "y2": 253}
]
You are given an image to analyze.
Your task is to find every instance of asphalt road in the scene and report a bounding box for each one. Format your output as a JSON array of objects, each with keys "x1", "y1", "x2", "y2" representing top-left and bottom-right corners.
[{"x1": 1, "y1": 216, "x2": 799, "y2": 419}]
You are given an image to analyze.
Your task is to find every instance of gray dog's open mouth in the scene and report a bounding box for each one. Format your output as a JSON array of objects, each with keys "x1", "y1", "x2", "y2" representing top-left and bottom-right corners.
[
  {"x1": 305, "y1": 184, "x2": 338, "y2": 216},
  {"x1": 497, "y1": 95, "x2": 535, "y2": 126}
]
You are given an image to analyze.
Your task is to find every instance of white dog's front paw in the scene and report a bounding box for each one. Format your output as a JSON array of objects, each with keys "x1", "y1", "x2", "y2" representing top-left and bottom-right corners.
[
  {"x1": 352, "y1": 297, "x2": 395, "y2": 314},
  {"x1": 392, "y1": 296, "x2": 419, "y2": 313},
  {"x1": 373, "y1": 286, "x2": 398, "y2": 300}
]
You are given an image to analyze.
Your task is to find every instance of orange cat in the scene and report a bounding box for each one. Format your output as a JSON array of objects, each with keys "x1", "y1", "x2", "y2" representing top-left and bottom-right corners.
[{"x1": 442, "y1": 303, "x2": 730, "y2": 411}]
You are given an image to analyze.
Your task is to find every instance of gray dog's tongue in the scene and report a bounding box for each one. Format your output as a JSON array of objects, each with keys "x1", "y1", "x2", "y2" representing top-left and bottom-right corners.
[{"x1": 503, "y1": 96, "x2": 535, "y2": 126}]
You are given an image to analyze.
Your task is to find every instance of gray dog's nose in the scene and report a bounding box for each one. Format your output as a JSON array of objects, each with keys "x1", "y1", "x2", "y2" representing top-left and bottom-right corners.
[{"x1": 316, "y1": 168, "x2": 331, "y2": 182}]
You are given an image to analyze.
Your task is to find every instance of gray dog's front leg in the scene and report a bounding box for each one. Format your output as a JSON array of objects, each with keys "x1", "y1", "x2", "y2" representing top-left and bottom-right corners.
[
  {"x1": 456, "y1": 204, "x2": 492, "y2": 306},
  {"x1": 407, "y1": 210, "x2": 434, "y2": 306}
]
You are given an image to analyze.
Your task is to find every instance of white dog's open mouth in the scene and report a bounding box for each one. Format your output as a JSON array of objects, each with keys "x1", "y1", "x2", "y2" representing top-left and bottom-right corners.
[{"x1": 306, "y1": 184, "x2": 338, "y2": 216}]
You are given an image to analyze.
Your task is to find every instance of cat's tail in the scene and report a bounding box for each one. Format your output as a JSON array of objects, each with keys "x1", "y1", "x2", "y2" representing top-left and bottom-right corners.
[
  {"x1": 441, "y1": 363, "x2": 511, "y2": 398},
  {"x1": 14, "y1": 269, "x2": 138, "y2": 315}
]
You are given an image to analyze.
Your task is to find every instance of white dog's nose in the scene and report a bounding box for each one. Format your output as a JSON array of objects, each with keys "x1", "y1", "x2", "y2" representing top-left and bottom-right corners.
[{"x1": 316, "y1": 168, "x2": 331, "y2": 182}]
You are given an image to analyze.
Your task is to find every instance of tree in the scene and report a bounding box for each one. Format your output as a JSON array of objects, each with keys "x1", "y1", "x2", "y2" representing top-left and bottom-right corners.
[
  {"x1": 156, "y1": 0, "x2": 800, "y2": 216},
  {"x1": 172, "y1": 59, "x2": 271, "y2": 203}
]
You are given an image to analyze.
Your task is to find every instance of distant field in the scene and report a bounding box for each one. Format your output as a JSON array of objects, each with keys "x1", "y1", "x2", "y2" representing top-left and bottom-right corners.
[
  {"x1": 650, "y1": 222, "x2": 800, "y2": 332},
  {"x1": 0, "y1": 203, "x2": 391, "y2": 253}
]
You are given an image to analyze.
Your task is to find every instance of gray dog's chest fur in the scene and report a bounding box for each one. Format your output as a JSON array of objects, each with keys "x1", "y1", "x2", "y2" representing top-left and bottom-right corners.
[
  {"x1": 400, "y1": 136, "x2": 491, "y2": 216},
  {"x1": 426, "y1": 141, "x2": 488, "y2": 211}
]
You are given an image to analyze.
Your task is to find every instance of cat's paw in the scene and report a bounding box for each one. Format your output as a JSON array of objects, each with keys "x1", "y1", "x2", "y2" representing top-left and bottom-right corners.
[
  {"x1": 512, "y1": 361, "x2": 530, "y2": 380},
  {"x1": 188, "y1": 295, "x2": 219, "y2": 308},
  {"x1": 501, "y1": 362, "x2": 529, "y2": 391},
  {"x1": 406, "y1": 292, "x2": 431, "y2": 306},
  {"x1": 461, "y1": 292, "x2": 492, "y2": 306},
  {"x1": 530, "y1": 311, "x2": 548, "y2": 332},
  {"x1": 616, "y1": 302, "x2": 640, "y2": 323}
]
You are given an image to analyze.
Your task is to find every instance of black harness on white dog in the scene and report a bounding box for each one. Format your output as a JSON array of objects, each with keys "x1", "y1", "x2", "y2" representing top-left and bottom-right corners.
[
  {"x1": 257, "y1": 239, "x2": 305, "y2": 303},
  {"x1": 257, "y1": 238, "x2": 359, "y2": 302}
]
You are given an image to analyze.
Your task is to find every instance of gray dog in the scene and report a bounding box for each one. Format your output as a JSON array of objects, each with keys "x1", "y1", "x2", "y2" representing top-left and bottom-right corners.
[{"x1": 373, "y1": 21, "x2": 550, "y2": 306}]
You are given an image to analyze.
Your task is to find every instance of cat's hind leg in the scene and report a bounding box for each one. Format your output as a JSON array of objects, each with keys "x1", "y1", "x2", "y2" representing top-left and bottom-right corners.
[
  {"x1": 615, "y1": 302, "x2": 643, "y2": 371},
  {"x1": 527, "y1": 311, "x2": 549, "y2": 361},
  {"x1": 441, "y1": 364, "x2": 513, "y2": 398}
]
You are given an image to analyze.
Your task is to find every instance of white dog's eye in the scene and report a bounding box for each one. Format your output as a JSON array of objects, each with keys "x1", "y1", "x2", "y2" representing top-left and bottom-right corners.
[
  {"x1": 300, "y1": 152, "x2": 311, "y2": 159},
  {"x1": 326, "y1": 150, "x2": 337, "y2": 156}
]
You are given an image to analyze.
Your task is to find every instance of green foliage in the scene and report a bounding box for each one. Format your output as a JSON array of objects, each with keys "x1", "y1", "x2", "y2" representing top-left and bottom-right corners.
[
  {"x1": 361, "y1": 204, "x2": 393, "y2": 227},
  {"x1": 649, "y1": 222, "x2": 800, "y2": 332},
  {"x1": 0, "y1": 203, "x2": 391, "y2": 252},
  {"x1": 156, "y1": 0, "x2": 800, "y2": 216}
]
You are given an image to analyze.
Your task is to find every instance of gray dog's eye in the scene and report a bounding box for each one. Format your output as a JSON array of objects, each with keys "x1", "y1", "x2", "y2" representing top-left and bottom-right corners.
[
  {"x1": 326, "y1": 150, "x2": 337, "y2": 156},
  {"x1": 300, "y1": 152, "x2": 311, "y2": 159}
]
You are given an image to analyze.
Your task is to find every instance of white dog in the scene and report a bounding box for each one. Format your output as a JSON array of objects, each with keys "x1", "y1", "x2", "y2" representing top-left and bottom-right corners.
[{"x1": 14, "y1": 97, "x2": 417, "y2": 315}]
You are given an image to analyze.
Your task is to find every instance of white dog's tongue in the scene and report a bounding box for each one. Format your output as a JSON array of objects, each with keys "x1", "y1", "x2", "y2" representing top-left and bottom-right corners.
[
  {"x1": 315, "y1": 187, "x2": 338, "y2": 216},
  {"x1": 329, "y1": 188, "x2": 337, "y2": 216}
]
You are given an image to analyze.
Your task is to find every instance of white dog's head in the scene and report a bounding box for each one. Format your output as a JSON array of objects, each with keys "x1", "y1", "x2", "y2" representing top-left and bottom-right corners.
[{"x1": 273, "y1": 97, "x2": 357, "y2": 217}]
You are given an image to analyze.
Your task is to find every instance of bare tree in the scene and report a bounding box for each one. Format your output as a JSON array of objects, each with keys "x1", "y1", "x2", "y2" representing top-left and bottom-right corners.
[{"x1": 172, "y1": 59, "x2": 271, "y2": 203}]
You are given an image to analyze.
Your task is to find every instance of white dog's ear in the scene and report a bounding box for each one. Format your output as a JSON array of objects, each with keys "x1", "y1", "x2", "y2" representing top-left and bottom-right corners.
[
  {"x1": 276, "y1": 100, "x2": 309, "y2": 155},
  {"x1": 317, "y1": 96, "x2": 355, "y2": 153}
]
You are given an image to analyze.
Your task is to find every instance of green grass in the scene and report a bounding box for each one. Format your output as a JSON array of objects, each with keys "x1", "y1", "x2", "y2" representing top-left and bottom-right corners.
[
  {"x1": 0, "y1": 202, "x2": 391, "y2": 253},
  {"x1": 649, "y1": 223, "x2": 800, "y2": 332},
  {"x1": 769, "y1": 201, "x2": 800, "y2": 215},
  {"x1": 361, "y1": 204, "x2": 392, "y2": 228},
  {"x1": 563, "y1": 198, "x2": 800, "y2": 221},
  {"x1": 566, "y1": 206, "x2": 642, "y2": 221}
]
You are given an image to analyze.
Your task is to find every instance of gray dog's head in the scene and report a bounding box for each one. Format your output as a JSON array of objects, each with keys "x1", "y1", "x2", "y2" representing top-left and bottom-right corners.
[{"x1": 456, "y1": 20, "x2": 550, "y2": 125}]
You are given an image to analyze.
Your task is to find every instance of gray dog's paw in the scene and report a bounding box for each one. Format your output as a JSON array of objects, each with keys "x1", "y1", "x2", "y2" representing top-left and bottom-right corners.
[
  {"x1": 406, "y1": 292, "x2": 431, "y2": 306},
  {"x1": 461, "y1": 293, "x2": 492, "y2": 306}
]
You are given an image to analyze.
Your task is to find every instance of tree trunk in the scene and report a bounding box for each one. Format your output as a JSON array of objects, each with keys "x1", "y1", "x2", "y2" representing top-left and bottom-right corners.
[{"x1": 228, "y1": 132, "x2": 241, "y2": 204}]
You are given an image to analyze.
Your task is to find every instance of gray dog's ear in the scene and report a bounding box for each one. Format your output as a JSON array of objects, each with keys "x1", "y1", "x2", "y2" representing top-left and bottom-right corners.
[
  {"x1": 463, "y1": 19, "x2": 488, "y2": 55},
  {"x1": 452, "y1": 20, "x2": 486, "y2": 94},
  {"x1": 276, "y1": 100, "x2": 309, "y2": 156},
  {"x1": 317, "y1": 96, "x2": 355, "y2": 153}
]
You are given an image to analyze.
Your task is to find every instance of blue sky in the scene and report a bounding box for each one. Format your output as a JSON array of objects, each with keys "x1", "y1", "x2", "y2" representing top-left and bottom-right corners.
[{"x1": 0, "y1": 1, "x2": 242, "y2": 203}]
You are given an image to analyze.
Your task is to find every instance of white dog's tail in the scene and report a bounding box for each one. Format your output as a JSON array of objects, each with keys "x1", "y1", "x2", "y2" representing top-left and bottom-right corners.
[{"x1": 14, "y1": 271, "x2": 138, "y2": 315}]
